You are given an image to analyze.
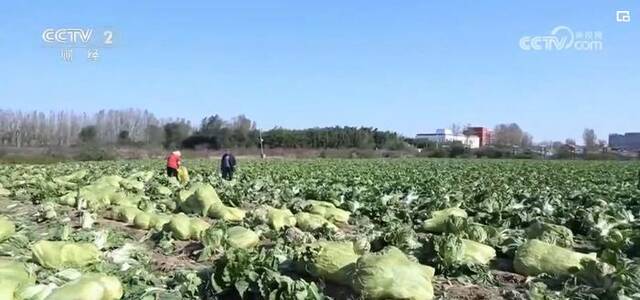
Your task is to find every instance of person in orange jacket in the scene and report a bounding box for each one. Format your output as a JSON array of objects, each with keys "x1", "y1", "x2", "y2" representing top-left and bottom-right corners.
[{"x1": 166, "y1": 150, "x2": 181, "y2": 177}]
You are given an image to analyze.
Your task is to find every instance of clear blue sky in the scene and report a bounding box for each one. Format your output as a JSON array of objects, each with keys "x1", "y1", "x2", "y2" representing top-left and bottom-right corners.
[{"x1": 0, "y1": 1, "x2": 638, "y2": 143}]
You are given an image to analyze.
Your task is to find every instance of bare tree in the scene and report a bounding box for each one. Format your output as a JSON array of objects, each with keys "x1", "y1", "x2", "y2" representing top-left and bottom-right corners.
[
  {"x1": 521, "y1": 133, "x2": 534, "y2": 148},
  {"x1": 0, "y1": 109, "x2": 168, "y2": 147},
  {"x1": 493, "y1": 123, "x2": 533, "y2": 148},
  {"x1": 450, "y1": 123, "x2": 462, "y2": 135},
  {"x1": 597, "y1": 139, "x2": 607, "y2": 150},
  {"x1": 583, "y1": 128, "x2": 597, "y2": 151}
]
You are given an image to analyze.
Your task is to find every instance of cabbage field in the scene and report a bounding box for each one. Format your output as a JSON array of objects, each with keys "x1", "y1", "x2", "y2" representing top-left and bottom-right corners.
[{"x1": 1, "y1": 159, "x2": 640, "y2": 300}]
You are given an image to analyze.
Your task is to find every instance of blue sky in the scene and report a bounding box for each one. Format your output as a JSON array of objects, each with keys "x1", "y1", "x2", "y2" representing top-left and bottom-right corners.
[{"x1": 0, "y1": 1, "x2": 638, "y2": 142}]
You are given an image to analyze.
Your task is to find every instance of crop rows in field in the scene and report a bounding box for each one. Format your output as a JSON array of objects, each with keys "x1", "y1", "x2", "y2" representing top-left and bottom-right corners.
[{"x1": 1, "y1": 159, "x2": 639, "y2": 299}]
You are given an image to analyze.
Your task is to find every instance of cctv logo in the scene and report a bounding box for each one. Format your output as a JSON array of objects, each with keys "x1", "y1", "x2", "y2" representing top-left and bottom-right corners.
[
  {"x1": 519, "y1": 26, "x2": 574, "y2": 51},
  {"x1": 519, "y1": 26, "x2": 603, "y2": 52},
  {"x1": 42, "y1": 28, "x2": 93, "y2": 44}
]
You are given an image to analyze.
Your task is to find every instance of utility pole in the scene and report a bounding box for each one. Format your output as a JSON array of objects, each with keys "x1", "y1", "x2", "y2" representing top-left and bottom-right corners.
[{"x1": 259, "y1": 130, "x2": 266, "y2": 159}]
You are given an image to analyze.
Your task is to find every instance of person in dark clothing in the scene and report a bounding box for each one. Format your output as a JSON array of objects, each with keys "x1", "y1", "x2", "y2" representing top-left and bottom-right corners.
[{"x1": 220, "y1": 151, "x2": 236, "y2": 180}]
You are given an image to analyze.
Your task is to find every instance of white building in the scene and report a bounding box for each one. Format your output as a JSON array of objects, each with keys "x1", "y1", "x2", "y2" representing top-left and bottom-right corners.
[{"x1": 415, "y1": 129, "x2": 481, "y2": 149}]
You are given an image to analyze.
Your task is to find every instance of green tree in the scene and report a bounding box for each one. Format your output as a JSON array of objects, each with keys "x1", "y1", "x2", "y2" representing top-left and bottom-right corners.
[
  {"x1": 79, "y1": 126, "x2": 97, "y2": 143},
  {"x1": 163, "y1": 122, "x2": 191, "y2": 149},
  {"x1": 260, "y1": 126, "x2": 404, "y2": 149},
  {"x1": 230, "y1": 114, "x2": 256, "y2": 147},
  {"x1": 200, "y1": 115, "x2": 226, "y2": 137},
  {"x1": 145, "y1": 125, "x2": 164, "y2": 145},
  {"x1": 117, "y1": 130, "x2": 130, "y2": 144}
]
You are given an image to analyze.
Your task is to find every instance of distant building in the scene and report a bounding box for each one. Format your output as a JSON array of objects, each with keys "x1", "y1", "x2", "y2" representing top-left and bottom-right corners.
[
  {"x1": 464, "y1": 127, "x2": 492, "y2": 147},
  {"x1": 415, "y1": 129, "x2": 480, "y2": 149},
  {"x1": 563, "y1": 143, "x2": 585, "y2": 155},
  {"x1": 609, "y1": 132, "x2": 640, "y2": 151}
]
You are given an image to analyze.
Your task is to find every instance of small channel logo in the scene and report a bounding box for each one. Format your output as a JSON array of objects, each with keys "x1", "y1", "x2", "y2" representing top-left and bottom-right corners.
[
  {"x1": 519, "y1": 26, "x2": 603, "y2": 52},
  {"x1": 41, "y1": 28, "x2": 114, "y2": 63},
  {"x1": 42, "y1": 28, "x2": 113, "y2": 46},
  {"x1": 616, "y1": 11, "x2": 631, "y2": 23}
]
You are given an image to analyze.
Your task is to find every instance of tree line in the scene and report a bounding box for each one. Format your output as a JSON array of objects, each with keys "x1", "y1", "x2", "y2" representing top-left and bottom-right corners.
[
  {"x1": 179, "y1": 115, "x2": 407, "y2": 150},
  {"x1": 0, "y1": 109, "x2": 609, "y2": 154},
  {"x1": 0, "y1": 109, "x2": 185, "y2": 147},
  {"x1": 0, "y1": 109, "x2": 407, "y2": 151}
]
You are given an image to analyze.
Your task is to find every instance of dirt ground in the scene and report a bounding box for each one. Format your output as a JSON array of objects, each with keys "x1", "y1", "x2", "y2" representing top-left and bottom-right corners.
[
  {"x1": 433, "y1": 270, "x2": 528, "y2": 300},
  {"x1": 96, "y1": 216, "x2": 206, "y2": 273}
]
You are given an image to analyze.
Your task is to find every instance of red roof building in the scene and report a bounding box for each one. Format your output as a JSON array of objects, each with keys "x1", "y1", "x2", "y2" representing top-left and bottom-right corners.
[{"x1": 464, "y1": 127, "x2": 492, "y2": 147}]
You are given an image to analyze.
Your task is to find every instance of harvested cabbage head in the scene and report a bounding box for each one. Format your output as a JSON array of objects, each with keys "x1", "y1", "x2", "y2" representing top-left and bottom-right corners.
[
  {"x1": 44, "y1": 273, "x2": 123, "y2": 300},
  {"x1": 430, "y1": 234, "x2": 496, "y2": 271},
  {"x1": 305, "y1": 200, "x2": 350, "y2": 224},
  {"x1": 525, "y1": 221, "x2": 574, "y2": 248},
  {"x1": 208, "y1": 205, "x2": 245, "y2": 222},
  {"x1": 149, "y1": 214, "x2": 171, "y2": 231},
  {"x1": 226, "y1": 226, "x2": 260, "y2": 249},
  {"x1": 132, "y1": 212, "x2": 153, "y2": 230},
  {"x1": 17, "y1": 283, "x2": 57, "y2": 300},
  {"x1": 112, "y1": 206, "x2": 141, "y2": 224},
  {"x1": 302, "y1": 241, "x2": 360, "y2": 284},
  {"x1": 199, "y1": 225, "x2": 259, "y2": 261},
  {"x1": 461, "y1": 239, "x2": 496, "y2": 265},
  {"x1": 352, "y1": 247, "x2": 435, "y2": 300},
  {"x1": 0, "y1": 216, "x2": 15, "y2": 242},
  {"x1": 181, "y1": 183, "x2": 222, "y2": 216},
  {"x1": 421, "y1": 207, "x2": 467, "y2": 233},
  {"x1": 189, "y1": 218, "x2": 211, "y2": 240},
  {"x1": 267, "y1": 207, "x2": 297, "y2": 230},
  {"x1": 76, "y1": 176, "x2": 128, "y2": 210},
  {"x1": 167, "y1": 213, "x2": 192, "y2": 240},
  {"x1": 514, "y1": 239, "x2": 596, "y2": 276},
  {"x1": 0, "y1": 259, "x2": 34, "y2": 300},
  {"x1": 295, "y1": 212, "x2": 338, "y2": 232},
  {"x1": 0, "y1": 184, "x2": 10, "y2": 197},
  {"x1": 32, "y1": 241, "x2": 101, "y2": 269}
]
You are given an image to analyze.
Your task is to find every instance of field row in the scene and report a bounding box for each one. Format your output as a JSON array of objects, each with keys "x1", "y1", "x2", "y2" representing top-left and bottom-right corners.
[{"x1": 0, "y1": 159, "x2": 639, "y2": 299}]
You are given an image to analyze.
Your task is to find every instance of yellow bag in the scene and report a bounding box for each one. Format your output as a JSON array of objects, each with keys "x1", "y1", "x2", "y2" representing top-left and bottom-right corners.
[{"x1": 177, "y1": 166, "x2": 189, "y2": 184}]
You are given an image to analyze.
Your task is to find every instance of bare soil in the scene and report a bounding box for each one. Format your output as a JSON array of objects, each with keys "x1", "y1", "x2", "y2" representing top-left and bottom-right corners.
[
  {"x1": 438, "y1": 283, "x2": 502, "y2": 300},
  {"x1": 151, "y1": 250, "x2": 202, "y2": 273},
  {"x1": 95, "y1": 216, "x2": 206, "y2": 273},
  {"x1": 95, "y1": 218, "x2": 149, "y2": 240},
  {"x1": 433, "y1": 269, "x2": 528, "y2": 300}
]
